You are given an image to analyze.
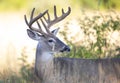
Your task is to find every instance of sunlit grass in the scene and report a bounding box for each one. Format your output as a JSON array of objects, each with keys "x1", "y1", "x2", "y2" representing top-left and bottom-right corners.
[{"x1": 0, "y1": 46, "x2": 35, "y2": 83}]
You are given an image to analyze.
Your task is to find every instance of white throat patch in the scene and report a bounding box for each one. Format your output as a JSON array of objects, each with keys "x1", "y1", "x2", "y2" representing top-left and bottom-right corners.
[{"x1": 40, "y1": 52, "x2": 53, "y2": 62}]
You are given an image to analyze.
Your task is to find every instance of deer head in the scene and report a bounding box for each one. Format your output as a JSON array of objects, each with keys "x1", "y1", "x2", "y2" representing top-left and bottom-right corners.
[{"x1": 24, "y1": 5, "x2": 71, "y2": 54}]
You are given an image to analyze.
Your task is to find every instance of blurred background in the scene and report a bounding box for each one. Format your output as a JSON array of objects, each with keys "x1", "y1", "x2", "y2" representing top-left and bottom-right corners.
[{"x1": 0, "y1": 0, "x2": 120, "y2": 82}]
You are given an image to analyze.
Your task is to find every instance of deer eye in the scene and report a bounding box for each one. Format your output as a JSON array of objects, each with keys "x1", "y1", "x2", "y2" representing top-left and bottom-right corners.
[{"x1": 48, "y1": 39, "x2": 54, "y2": 43}]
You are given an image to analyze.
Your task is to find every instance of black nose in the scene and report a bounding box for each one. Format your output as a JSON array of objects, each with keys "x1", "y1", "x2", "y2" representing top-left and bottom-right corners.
[
  {"x1": 64, "y1": 46, "x2": 70, "y2": 51},
  {"x1": 60, "y1": 46, "x2": 70, "y2": 52}
]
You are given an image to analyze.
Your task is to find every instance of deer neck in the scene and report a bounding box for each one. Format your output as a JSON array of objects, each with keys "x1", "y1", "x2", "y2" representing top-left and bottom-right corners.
[
  {"x1": 36, "y1": 43, "x2": 54, "y2": 63},
  {"x1": 35, "y1": 43, "x2": 54, "y2": 77}
]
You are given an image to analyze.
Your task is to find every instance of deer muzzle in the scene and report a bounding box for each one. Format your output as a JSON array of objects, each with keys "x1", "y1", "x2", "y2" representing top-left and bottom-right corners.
[{"x1": 60, "y1": 46, "x2": 70, "y2": 52}]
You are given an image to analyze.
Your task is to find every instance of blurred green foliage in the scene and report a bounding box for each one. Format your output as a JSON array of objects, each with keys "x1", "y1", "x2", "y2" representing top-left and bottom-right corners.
[
  {"x1": 0, "y1": 0, "x2": 120, "y2": 11},
  {"x1": 0, "y1": 47, "x2": 35, "y2": 83},
  {"x1": 60, "y1": 12, "x2": 120, "y2": 59},
  {"x1": 18, "y1": 49, "x2": 35, "y2": 83},
  {"x1": 79, "y1": 0, "x2": 120, "y2": 10},
  {"x1": 0, "y1": 0, "x2": 33, "y2": 11}
]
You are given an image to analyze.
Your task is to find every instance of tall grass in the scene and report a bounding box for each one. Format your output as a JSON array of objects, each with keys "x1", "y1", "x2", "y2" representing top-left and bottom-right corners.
[{"x1": 0, "y1": 46, "x2": 35, "y2": 83}]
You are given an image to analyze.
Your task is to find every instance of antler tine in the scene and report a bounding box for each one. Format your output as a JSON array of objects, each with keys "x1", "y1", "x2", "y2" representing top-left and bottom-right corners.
[
  {"x1": 40, "y1": 18, "x2": 51, "y2": 34},
  {"x1": 24, "y1": 8, "x2": 36, "y2": 28},
  {"x1": 25, "y1": 6, "x2": 71, "y2": 36},
  {"x1": 36, "y1": 21, "x2": 47, "y2": 35},
  {"x1": 24, "y1": 8, "x2": 48, "y2": 35},
  {"x1": 29, "y1": 9, "x2": 48, "y2": 26},
  {"x1": 54, "y1": 5, "x2": 57, "y2": 18},
  {"x1": 24, "y1": 15, "x2": 29, "y2": 26},
  {"x1": 43, "y1": 5, "x2": 71, "y2": 28},
  {"x1": 30, "y1": 8, "x2": 35, "y2": 22}
]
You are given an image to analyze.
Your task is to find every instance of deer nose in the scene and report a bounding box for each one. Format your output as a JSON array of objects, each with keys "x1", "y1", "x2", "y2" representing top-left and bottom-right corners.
[
  {"x1": 60, "y1": 46, "x2": 70, "y2": 52},
  {"x1": 64, "y1": 46, "x2": 70, "y2": 51}
]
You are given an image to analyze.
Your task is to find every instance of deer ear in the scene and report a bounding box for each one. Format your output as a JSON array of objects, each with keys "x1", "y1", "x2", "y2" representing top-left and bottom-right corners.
[
  {"x1": 51, "y1": 28, "x2": 60, "y2": 36},
  {"x1": 27, "y1": 29, "x2": 41, "y2": 40}
]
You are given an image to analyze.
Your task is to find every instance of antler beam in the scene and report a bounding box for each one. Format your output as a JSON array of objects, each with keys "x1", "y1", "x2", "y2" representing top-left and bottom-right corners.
[
  {"x1": 24, "y1": 8, "x2": 48, "y2": 35},
  {"x1": 24, "y1": 5, "x2": 71, "y2": 35},
  {"x1": 42, "y1": 5, "x2": 71, "y2": 28}
]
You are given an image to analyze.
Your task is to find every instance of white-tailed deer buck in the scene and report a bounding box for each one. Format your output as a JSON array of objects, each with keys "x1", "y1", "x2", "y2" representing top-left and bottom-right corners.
[{"x1": 24, "y1": 6, "x2": 120, "y2": 83}]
